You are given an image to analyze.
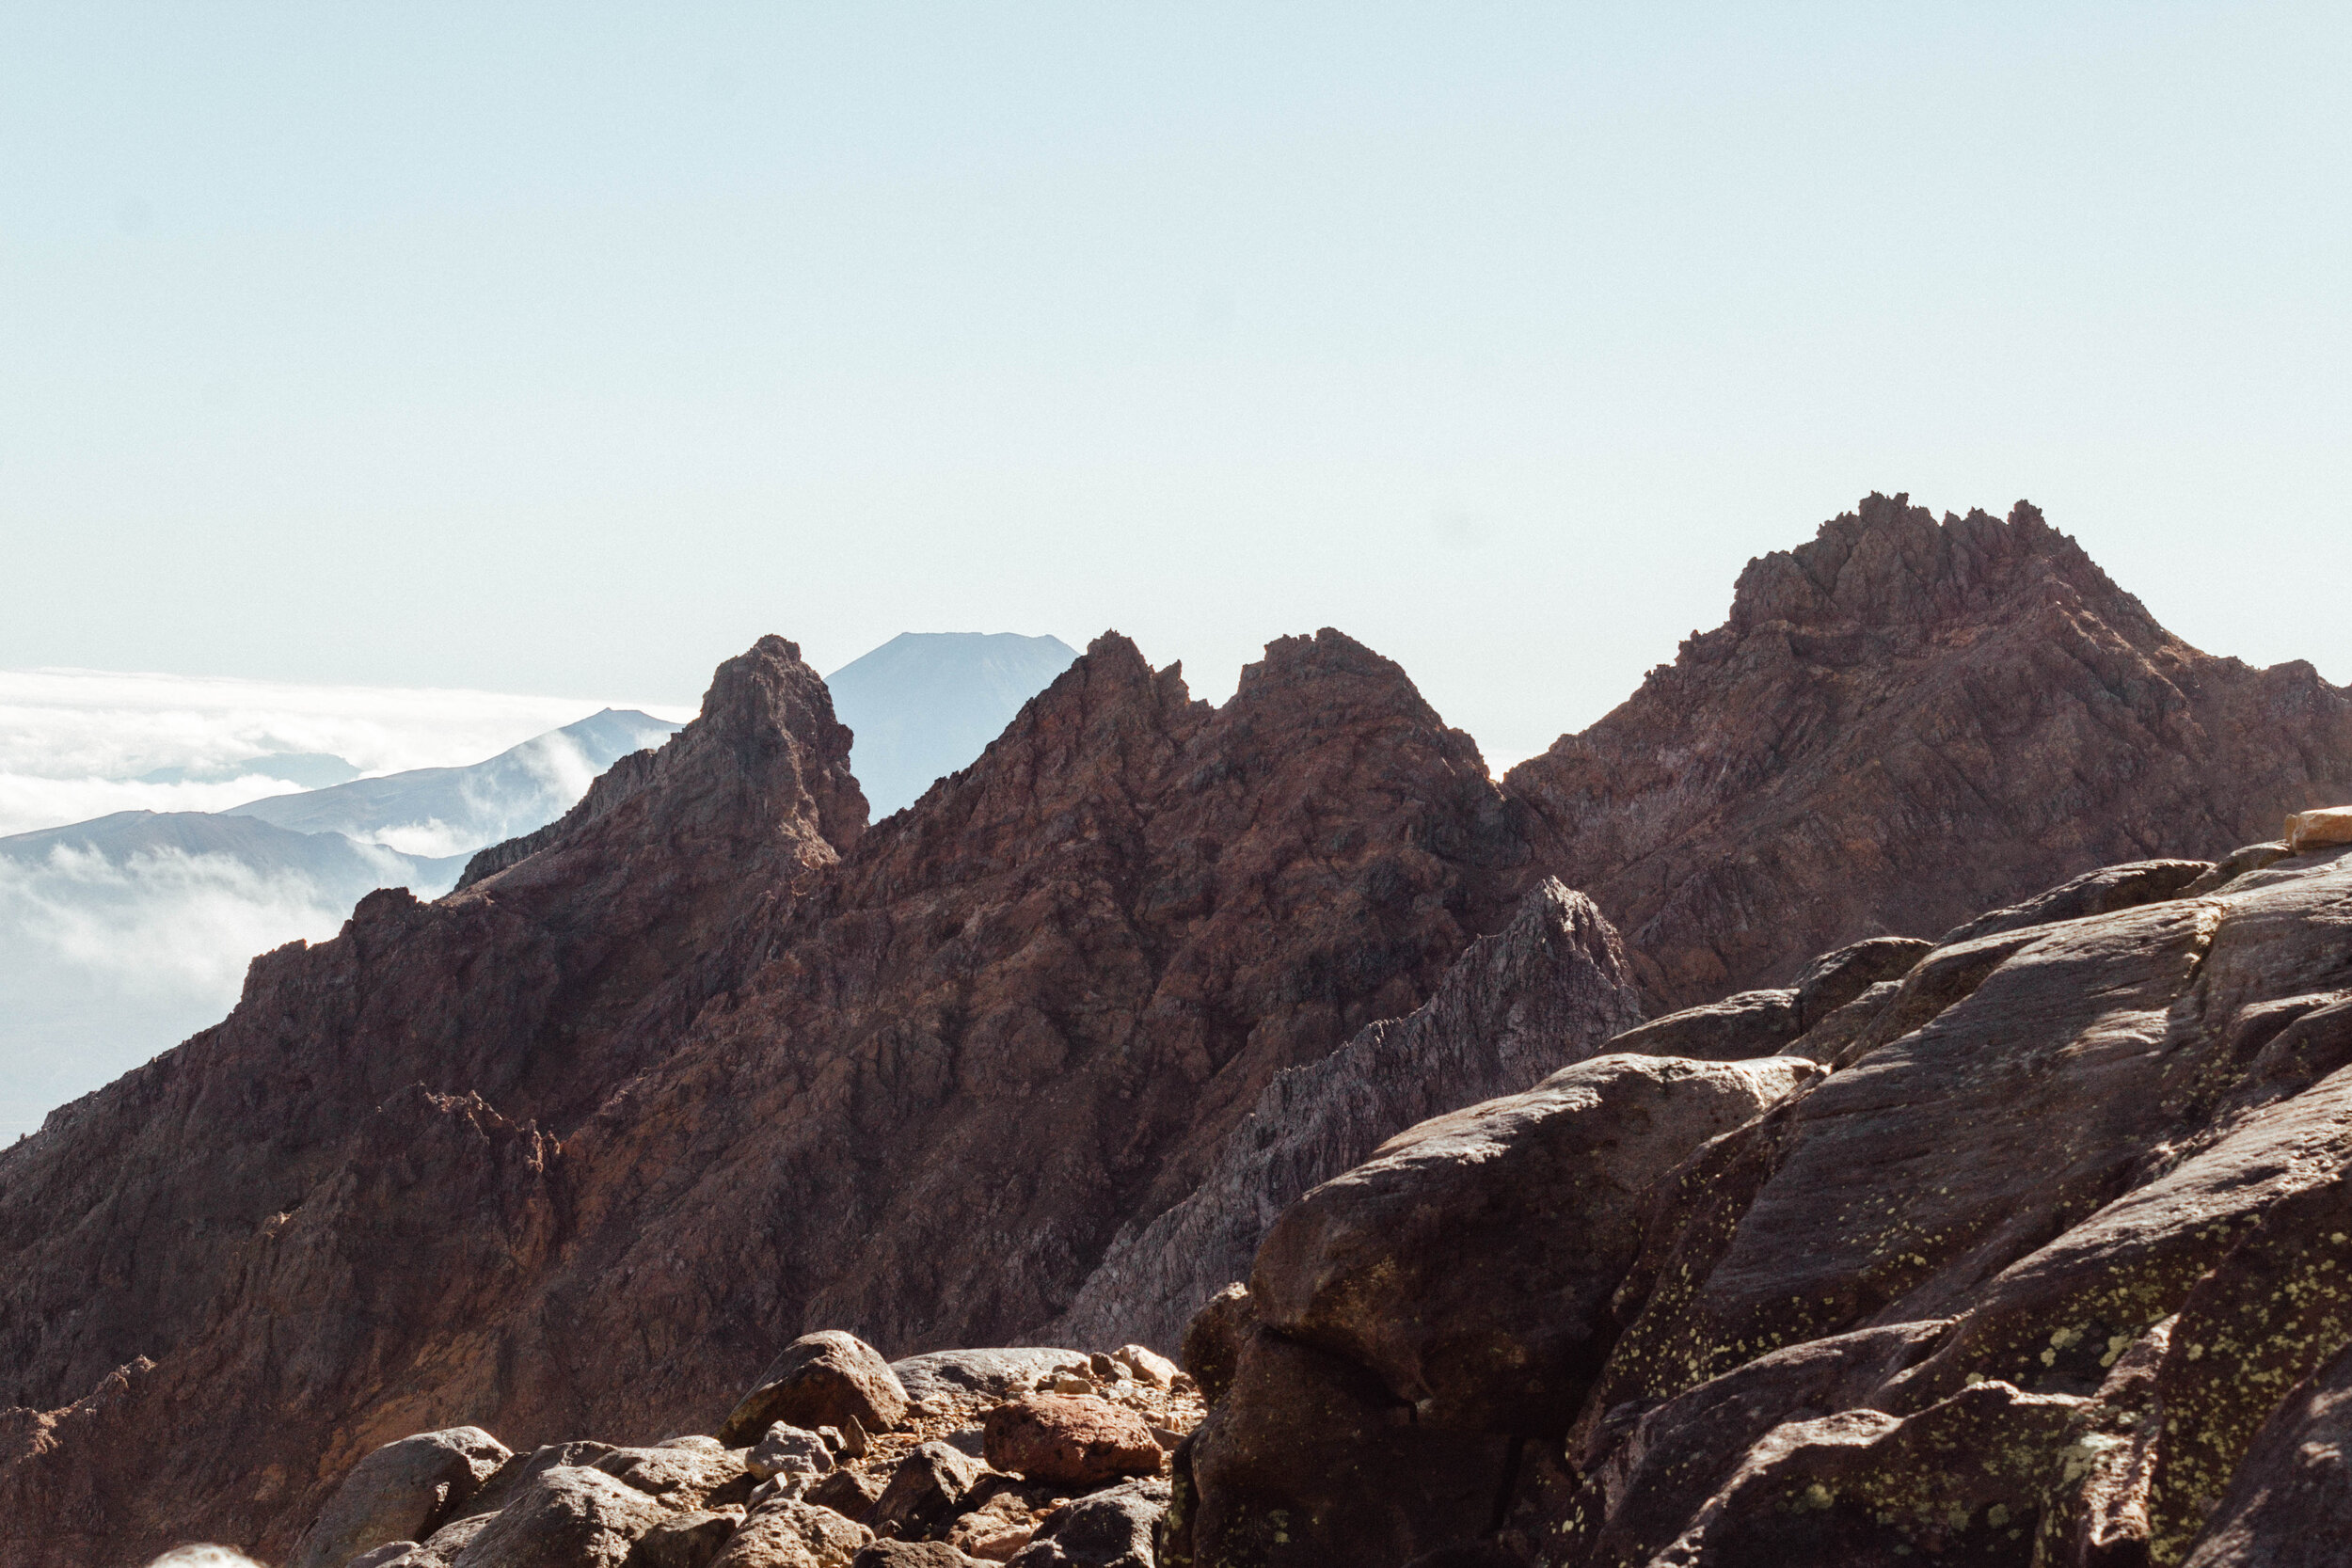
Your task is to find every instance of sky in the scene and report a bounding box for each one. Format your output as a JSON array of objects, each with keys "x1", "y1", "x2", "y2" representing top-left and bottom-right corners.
[{"x1": 3, "y1": 4, "x2": 2348, "y2": 769}]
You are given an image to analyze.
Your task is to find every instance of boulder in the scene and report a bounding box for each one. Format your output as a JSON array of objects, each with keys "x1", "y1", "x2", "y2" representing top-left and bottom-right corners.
[
  {"x1": 1181, "y1": 1327, "x2": 1509, "y2": 1568},
  {"x1": 980, "y1": 1397, "x2": 1161, "y2": 1487},
  {"x1": 1105, "y1": 1346, "x2": 1178, "y2": 1390},
  {"x1": 723, "y1": 1333, "x2": 911, "y2": 1447},
  {"x1": 708, "y1": 1497, "x2": 871, "y2": 1568},
  {"x1": 594, "y1": 1444, "x2": 753, "y2": 1510},
  {"x1": 1003, "y1": 1478, "x2": 1167, "y2": 1568},
  {"x1": 745, "y1": 1425, "x2": 834, "y2": 1486},
  {"x1": 2285, "y1": 805, "x2": 2352, "y2": 854},
  {"x1": 1933, "y1": 857, "x2": 2209, "y2": 946},
  {"x1": 850, "y1": 1544, "x2": 985, "y2": 1567},
  {"x1": 1594, "y1": 989, "x2": 1800, "y2": 1062},
  {"x1": 2185, "y1": 840, "x2": 2294, "y2": 895},
  {"x1": 888, "y1": 1351, "x2": 1091, "y2": 1406},
  {"x1": 1178, "y1": 1284, "x2": 1256, "y2": 1406},
  {"x1": 1788, "y1": 935, "x2": 1930, "y2": 1026},
  {"x1": 453, "y1": 1442, "x2": 621, "y2": 1524},
  {"x1": 446, "y1": 1465, "x2": 667, "y2": 1568},
  {"x1": 806, "y1": 1469, "x2": 883, "y2": 1522},
  {"x1": 634, "y1": 1509, "x2": 746, "y2": 1568},
  {"x1": 1252, "y1": 1053, "x2": 1818, "y2": 1433},
  {"x1": 946, "y1": 1490, "x2": 1041, "y2": 1561},
  {"x1": 869, "y1": 1442, "x2": 985, "y2": 1543},
  {"x1": 293, "y1": 1427, "x2": 512, "y2": 1568}
]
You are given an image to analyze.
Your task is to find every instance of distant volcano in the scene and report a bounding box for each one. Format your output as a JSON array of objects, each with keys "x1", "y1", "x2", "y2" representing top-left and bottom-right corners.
[{"x1": 826, "y1": 631, "x2": 1080, "y2": 816}]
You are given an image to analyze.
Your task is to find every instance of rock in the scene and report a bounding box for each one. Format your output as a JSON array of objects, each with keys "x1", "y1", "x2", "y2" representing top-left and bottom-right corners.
[
  {"x1": 634, "y1": 1509, "x2": 746, "y2": 1568},
  {"x1": 1933, "y1": 856, "x2": 2211, "y2": 945},
  {"x1": 805, "y1": 1469, "x2": 883, "y2": 1522},
  {"x1": 745, "y1": 1425, "x2": 834, "y2": 1486},
  {"x1": 1003, "y1": 1478, "x2": 1167, "y2": 1568},
  {"x1": 1046, "y1": 881, "x2": 1645, "y2": 1353},
  {"x1": 595, "y1": 1444, "x2": 754, "y2": 1510},
  {"x1": 707, "y1": 1497, "x2": 871, "y2": 1568},
  {"x1": 1042, "y1": 1374, "x2": 1091, "y2": 1396},
  {"x1": 946, "y1": 1490, "x2": 1041, "y2": 1561},
  {"x1": 1178, "y1": 1285, "x2": 1257, "y2": 1406},
  {"x1": 1505, "y1": 495, "x2": 2352, "y2": 1006},
  {"x1": 869, "y1": 1443, "x2": 985, "y2": 1543},
  {"x1": 400, "y1": 1513, "x2": 493, "y2": 1567},
  {"x1": 1105, "y1": 1346, "x2": 1178, "y2": 1389},
  {"x1": 1252, "y1": 1053, "x2": 1819, "y2": 1433},
  {"x1": 980, "y1": 1397, "x2": 1162, "y2": 1487},
  {"x1": 2185, "y1": 840, "x2": 2294, "y2": 895},
  {"x1": 2285, "y1": 804, "x2": 2352, "y2": 853},
  {"x1": 1602, "y1": 989, "x2": 1801, "y2": 1061},
  {"x1": 457, "y1": 1443, "x2": 621, "y2": 1525},
  {"x1": 446, "y1": 1465, "x2": 668, "y2": 1568},
  {"x1": 292, "y1": 1427, "x2": 512, "y2": 1568},
  {"x1": 1788, "y1": 935, "x2": 1930, "y2": 1025},
  {"x1": 723, "y1": 1334, "x2": 910, "y2": 1448},
  {"x1": 2182, "y1": 1338, "x2": 2352, "y2": 1567},
  {"x1": 1183, "y1": 1327, "x2": 1511, "y2": 1567},
  {"x1": 942, "y1": 1427, "x2": 986, "y2": 1460},
  {"x1": 850, "y1": 1544, "x2": 985, "y2": 1567},
  {"x1": 349, "y1": 1546, "x2": 423, "y2": 1568},
  {"x1": 1776, "y1": 979, "x2": 1899, "y2": 1064},
  {"x1": 888, "y1": 1352, "x2": 1090, "y2": 1406}
]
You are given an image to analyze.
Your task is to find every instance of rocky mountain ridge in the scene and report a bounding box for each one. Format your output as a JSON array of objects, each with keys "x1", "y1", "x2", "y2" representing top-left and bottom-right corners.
[{"x1": 6, "y1": 499, "x2": 2352, "y2": 1566}]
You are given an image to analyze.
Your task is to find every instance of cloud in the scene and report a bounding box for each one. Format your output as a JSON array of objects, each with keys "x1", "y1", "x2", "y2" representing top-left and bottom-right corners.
[
  {"x1": 0, "y1": 666, "x2": 691, "y2": 837},
  {"x1": 0, "y1": 841, "x2": 449, "y2": 1142}
]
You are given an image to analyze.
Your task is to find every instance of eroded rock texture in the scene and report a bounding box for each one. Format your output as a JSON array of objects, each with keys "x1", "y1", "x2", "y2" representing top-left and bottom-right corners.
[
  {"x1": 0, "y1": 628, "x2": 1537, "y2": 1566},
  {"x1": 1508, "y1": 495, "x2": 2352, "y2": 1005},
  {"x1": 1182, "y1": 843, "x2": 2352, "y2": 1567}
]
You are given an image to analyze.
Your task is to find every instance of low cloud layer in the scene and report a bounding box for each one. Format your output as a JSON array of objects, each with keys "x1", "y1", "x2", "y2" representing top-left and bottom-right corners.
[{"x1": 0, "y1": 666, "x2": 690, "y2": 836}]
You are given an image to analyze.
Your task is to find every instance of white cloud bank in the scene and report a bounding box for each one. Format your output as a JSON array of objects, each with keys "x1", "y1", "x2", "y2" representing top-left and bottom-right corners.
[{"x1": 0, "y1": 666, "x2": 691, "y2": 837}]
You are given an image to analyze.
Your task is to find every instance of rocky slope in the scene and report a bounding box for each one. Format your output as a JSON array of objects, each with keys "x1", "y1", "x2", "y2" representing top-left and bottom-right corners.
[
  {"x1": 1043, "y1": 879, "x2": 1644, "y2": 1354},
  {"x1": 9, "y1": 498, "x2": 2352, "y2": 1567},
  {"x1": 1173, "y1": 832, "x2": 2352, "y2": 1567},
  {"x1": 0, "y1": 628, "x2": 1542, "y2": 1566},
  {"x1": 1509, "y1": 494, "x2": 2352, "y2": 1006}
]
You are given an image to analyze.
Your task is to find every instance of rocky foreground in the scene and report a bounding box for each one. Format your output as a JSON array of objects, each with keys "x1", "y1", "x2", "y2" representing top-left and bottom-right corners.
[{"x1": 9, "y1": 498, "x2": 2352, "y2": 1566}]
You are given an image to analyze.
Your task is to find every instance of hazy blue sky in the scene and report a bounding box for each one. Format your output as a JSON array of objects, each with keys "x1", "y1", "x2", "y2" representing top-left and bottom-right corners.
[{"x1": 4, "y1": 4, "x2": 2345, "y2": 765}]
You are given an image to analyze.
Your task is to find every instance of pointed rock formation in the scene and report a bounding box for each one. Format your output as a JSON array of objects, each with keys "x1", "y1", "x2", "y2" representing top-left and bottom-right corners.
[{"x1": 1508, "y1": 495, "x2": 2352, "y2": 1005}]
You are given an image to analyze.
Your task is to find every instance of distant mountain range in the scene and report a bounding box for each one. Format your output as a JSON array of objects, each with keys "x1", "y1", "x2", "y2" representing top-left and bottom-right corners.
[{"x1": 828, "y1": 632, "x2": 1079, "y2": 816}]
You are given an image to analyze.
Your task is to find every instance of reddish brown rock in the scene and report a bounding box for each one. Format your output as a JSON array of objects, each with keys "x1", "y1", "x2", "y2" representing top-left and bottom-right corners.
[
  {"x1": 721, "y1": 1334, "x2": 908, "y2": 1447},
  {"x1": 979, "y1": 1397, "x2": 1161, "y2": 1487},
  {"x1": 1507, "y1": 495, "x2": 2352, "y2": 1006}
]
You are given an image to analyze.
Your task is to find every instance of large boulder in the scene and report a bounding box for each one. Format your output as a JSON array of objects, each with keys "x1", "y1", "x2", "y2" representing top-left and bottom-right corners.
[
  {"x1": 1004, "y1": 1478, "x2": 1167, "y2": 1568},
  {"x1": 709, "y1": 1497, "x2": 871, "y2": 1568},
  {"x1": 980, "y1": 1397, "x2": 1162, "y2": 1487},
  {"x1": 889, "y1": 1351, "x2": 1091, "y2": 1406},
  {"x1": 723, "y1": 1333, "x2": 910, "y2": 1447},
  {"x1": 1252, "y1": 1053, "x2": 1818, "y2": 1433},
  {"x1": 869, "y1": 1443, "x2": 986, "y2": 1544},
  {"x1": 446, "y1": 1465, "x2": 667, "y2": 1568},
  {"x1": 292, "y1": 1428, "x2": 512, "y2": 1568}
]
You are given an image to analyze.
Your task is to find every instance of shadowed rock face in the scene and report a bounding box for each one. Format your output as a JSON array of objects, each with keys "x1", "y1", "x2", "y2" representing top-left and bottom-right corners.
[
  {"x1": 1179, "y1": 843, "x2": 2352, "y2": 1567},
  {"x1": 1508, "y1": 495, "x2": 2352, "y2": 1006},
  {"x1": 0, "y1": 628, "x2": 1542, "y2": 1567},
  {"x1": 1042, "y1": 879, "x2": 1645, "y2": 1354}
]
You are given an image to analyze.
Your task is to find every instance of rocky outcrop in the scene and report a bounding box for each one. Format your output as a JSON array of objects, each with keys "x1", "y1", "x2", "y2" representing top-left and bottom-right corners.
[
  {"x1": 1046, "y1": 879, "x2": 1645, "y2": 1352},
  {"x1": 0, "y1": 628, "x2": 1537, "y2": 1567},
  {"x1": 1181, "y1": 840, "x2": 2352, "y2": 1566},
  {"x1": 1508, "y1": 495, "x2": 2352, "y2": 1005}
]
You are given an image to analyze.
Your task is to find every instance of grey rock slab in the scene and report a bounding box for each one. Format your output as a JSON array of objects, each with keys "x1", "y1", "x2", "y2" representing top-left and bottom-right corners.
[
  {"x1": 1003, "y1": 1477, "x2": 1167, "y2": 1568},
  {"x1": 1252, "y1": 1051, "x2": 1818, "y2": 1433},
  {"x1": 447, "y1": 1465, "x2": 667, "y2": 1568},
  {"x1": 886, "y1": 1349, "x2": 1089, "y2": 1405},
  {"x1": 292, "y1": 1426, "x2": 511, "y2": 1568}
]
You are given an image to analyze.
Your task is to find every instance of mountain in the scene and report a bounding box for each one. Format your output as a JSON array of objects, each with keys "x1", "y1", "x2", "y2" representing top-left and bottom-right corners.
[
  {"x1": 222, "y1": 708, "x2": 680, "y2": 856},
  {"x1": 0, "y1": 708, "x2": 681, "y2": 1142},
  {"x1": 6, "y1": 500, "x2": 2352, "y2": 1566},
  {"x1": 825, "y1": 632, "x2": 1080, "y2": 816},
  {"x1": 1509, "y1": 495, "x2": 2352, "y2": 1006}
]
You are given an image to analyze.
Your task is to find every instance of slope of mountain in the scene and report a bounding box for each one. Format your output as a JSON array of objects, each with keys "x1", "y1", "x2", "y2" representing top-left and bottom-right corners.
[
  {"x1": 0, "y1": 708, "x2": 681, "y2": 1143},
  {"x1": 7, "y1": 501, "x2": 2352, "y2": 1566},
  {"x1": 1510, "y1": 495, "x2": 2352, "y2": 1006},
  {"x1": 825, "y1": 631, "x2": 1079, "y2": 816},
  {"x1": 223, "y1": 708, "x2": 680, "y2": 856}
]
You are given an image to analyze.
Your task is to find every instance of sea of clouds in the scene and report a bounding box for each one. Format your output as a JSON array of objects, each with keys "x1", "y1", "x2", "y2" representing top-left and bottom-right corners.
[{"x1": 0, "y1": 667, "x2": 691, "y2": 1141}]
